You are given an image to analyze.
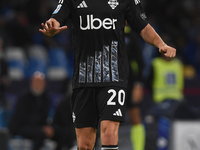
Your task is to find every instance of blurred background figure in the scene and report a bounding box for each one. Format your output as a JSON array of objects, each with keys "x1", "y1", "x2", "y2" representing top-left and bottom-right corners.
[
  {"x1": 0, "y1": 36, "x2": 10, "y2": 107},
  {"x1": 9, "y1": 71, "x2": 76, "y2": 150},
  {"x1": 144, "y1": 51, "x2": 184, "y2": 150},
  {"x1": 8, "y1": 71, "x2": 51, "y2": 150},
  {"x1": 125, "y1": 24, "x2": 145, "y2": 150},
  {"x1": 0, "y1": 36, "x2": 10, "y2": 150}
]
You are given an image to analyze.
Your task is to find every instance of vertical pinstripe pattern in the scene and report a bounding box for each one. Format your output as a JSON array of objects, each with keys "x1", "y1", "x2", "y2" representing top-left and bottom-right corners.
[
  {"x1": 103, "y1": 46, "x2": 110, "y2": 82},
  {"x1": 87, "y1": 56, "x2": 94, "y2": 83},
  {"x1": 79, "y1": 62, "x2": 86, "y2": 83},
  {"x1": 111, "y1": 41, "x2": 119, "y2": 82},
  {"x1": 94, "y1": 51, "x2": 102, "y2": 82}
]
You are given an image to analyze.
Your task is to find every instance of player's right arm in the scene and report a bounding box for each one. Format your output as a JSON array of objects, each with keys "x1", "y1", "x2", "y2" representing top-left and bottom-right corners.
[
  {"x1": 39, "y1": 0, "x2": 71, "y2": 37},
  {"x1": 39, "y1": 18, "x2": 67, "y2": 37},
  {"x1": 125, "y1": 0, "x2": 176, "y2": 58}
]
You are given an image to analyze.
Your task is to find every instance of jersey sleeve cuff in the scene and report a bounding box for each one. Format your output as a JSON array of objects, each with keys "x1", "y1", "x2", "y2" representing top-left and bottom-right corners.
[{"x1": 51, "y1": 15, "x2": 66, "y2": 26}]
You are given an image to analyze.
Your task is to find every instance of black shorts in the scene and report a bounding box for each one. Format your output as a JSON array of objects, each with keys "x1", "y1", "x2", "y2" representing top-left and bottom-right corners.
[{"x1": 71, "y1": 86, "x2": 127, "y2": 128}]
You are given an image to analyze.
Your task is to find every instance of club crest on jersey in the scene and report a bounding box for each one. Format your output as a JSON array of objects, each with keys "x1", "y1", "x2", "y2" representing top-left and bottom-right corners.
[{"x1": 108, "y1": 0, "x2": 119, "y2": 9}]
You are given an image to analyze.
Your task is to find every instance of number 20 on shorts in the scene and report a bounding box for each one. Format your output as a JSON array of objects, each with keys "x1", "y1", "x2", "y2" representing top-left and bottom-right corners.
[{"x1": 107, "y1": 89, "x2": 125, "y2": 106}]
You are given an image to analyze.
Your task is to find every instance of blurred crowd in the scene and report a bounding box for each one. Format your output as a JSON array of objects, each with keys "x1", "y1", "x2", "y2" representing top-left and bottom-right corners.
[
  {"x1": 143, "y1": 0, "x2": 200, "y2": 77},
  {"x1": 0, "y1": 0, "x2": 200, "y2": 150},
  {"x1": 0, "y1": 0, "x2": 72, "y2": 50},
  {"x1": 0, "y1": 0, "x2": 74, "y2": 81}
]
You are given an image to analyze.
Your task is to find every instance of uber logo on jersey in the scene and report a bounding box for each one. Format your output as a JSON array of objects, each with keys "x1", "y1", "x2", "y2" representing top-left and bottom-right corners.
[{"x1": 80, "y1": 15, "x2": 117, "y2": 30}]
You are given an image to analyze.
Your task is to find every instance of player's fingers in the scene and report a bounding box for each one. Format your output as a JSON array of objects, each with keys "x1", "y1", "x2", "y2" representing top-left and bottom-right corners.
[
  {"x1": 41, "y1": 23, "x2": 45, "y2": 28},
  {"x1": 166, "y1": 50, "x2": 171, "y2": 58},
  {"x1": 55, "y1": 26, "x2": 67, "y2": 34},
  {"x1": 39, "y1": 23, "x2": 48, "y2": 32},
  {"x1": 169, "y1": 48, "x2": 176, "y2": 58},
  {"x1": 52, "y1": 21, "x2": 55, "y2": 27},
  {"x1": 172, "y1": 52, "x2": 175, "y2": 57},
  {"x1": 173, "y1": 51, "x2": 176, "y2": 57},
  {"x1": 170, "y1": 49, "x2": 175, "y2": 58},
  {"x1": 46, "y1": 21, "x2": 52, "y2": 28},
  {"x1": 39, "y1": 29, "x2": 45, "y2": 33},
  {"x1": 164, "y1": 49, "x2": 170, "y2": 57},
  {"x1": 164, "y1": 51, "x2": 169, "y2": 57},
  {"x1": 170, "y1": 52, "x2": 173, "y2": 58},
  {"x1": 41, "y1": 23, "x2": 48, "y2": 31},
  {"x1": 159, "y1": 47, "x2": 167, "y2": 54},
  {"x1": 173, "y1": 49, "x2": 176, "y2": 57},
  {"x1": 169, "y1": 51, "x2": 173, "y2": 57},
  {"x1": 39, "y1": 28, "x2": 47, "y2": 32},
  {"x1": 59, "y1": 26, "x2": 68, "y2": 31},
  {"x1": 39, "y1": 29, "x2": 50, "y2": 36}
]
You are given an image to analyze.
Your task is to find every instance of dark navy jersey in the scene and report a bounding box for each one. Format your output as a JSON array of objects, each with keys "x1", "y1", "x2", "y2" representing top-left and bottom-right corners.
[{"x1": 51, "y1": 0, "x2": 148, "y2": 89}]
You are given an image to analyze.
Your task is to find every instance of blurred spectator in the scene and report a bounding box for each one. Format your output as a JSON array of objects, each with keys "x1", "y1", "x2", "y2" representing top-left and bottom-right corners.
[
  {"x1": 144, "y1": 54, "x2": 184, "y2": 150},
  {"x1": 125, "y1": 24, "x2": 145, "y2": 150},
  {"x1": 0, "y1": 37, "x2": 10, "y2": 107},
  {"x1": 9, "y1": 71, "x2": 51, "y2": 150},
  {"x1": 9, "y1": 71, "x2": 76, "y2": 150}
]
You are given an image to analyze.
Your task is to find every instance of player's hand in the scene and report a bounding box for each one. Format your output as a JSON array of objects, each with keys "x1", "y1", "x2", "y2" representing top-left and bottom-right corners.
[
  {"x1": 39, "y1": 18, "x2": 67, "y2": 37},
  {"x1": 159, "y1": 45, "x2": 176, "y2": 58},
  {"x1": 132, "y1": 83, "x2": 143, "y2": 103}
]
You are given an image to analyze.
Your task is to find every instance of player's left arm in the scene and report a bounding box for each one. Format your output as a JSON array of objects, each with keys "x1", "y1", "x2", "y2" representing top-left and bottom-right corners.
[{"x1": 140, "y1": 24, "x2": 176, "y2": 58}]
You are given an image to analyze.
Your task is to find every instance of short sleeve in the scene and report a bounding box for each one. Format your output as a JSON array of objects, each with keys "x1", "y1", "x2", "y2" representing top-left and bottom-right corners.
[
  {"x1": 51, "y1": 0, "x2": 71, "y2": 26},
  {"x1": 125, "y1": 0, "x2": 148, "y2": 33}
]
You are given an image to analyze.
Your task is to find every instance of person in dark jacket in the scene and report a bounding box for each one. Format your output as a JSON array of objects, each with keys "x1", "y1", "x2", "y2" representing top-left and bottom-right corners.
[
  {"x1": 9, "y1": 71, "x2": 52, "y2": 150},
  {"x1": 9, "y1": 72, "x2": 76, "y2": 150}
]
